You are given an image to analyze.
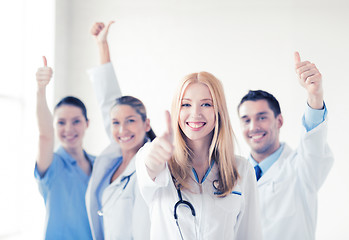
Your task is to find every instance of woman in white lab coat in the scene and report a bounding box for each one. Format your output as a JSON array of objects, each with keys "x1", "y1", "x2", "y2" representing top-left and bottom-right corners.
[
  {"x1": 136, "y1": 72, "x2": 262, "y2": 240},
  {"x1": 85, "y1": 21, "x2": 153, "y2": 240}
]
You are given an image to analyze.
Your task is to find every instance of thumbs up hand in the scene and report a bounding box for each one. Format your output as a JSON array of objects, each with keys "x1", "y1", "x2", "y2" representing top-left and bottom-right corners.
[
  {"x1": 145, "y1": 111, "x2": 174, "y2": 180},
  {"x1": 294, "y1": 51, "x2": 324, "y2": 109},
  {"x1": 90, "y1": 21, "x2": 114, "y2": 44},
  {"x1": 36, "y1": 56, "x2": 53, "y2": 88}
]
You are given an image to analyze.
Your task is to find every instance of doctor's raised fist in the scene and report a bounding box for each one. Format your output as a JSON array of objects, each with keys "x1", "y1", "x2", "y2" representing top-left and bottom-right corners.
[
  {"x1": 36, "y1": 56, "x2": 53, "y2": 88},
  {"x1": 90, "y1": 21, "x2": 114, "y2": 43},
  {"x1": 145, "y1": 111, "x2": 174, "y2": 180}
]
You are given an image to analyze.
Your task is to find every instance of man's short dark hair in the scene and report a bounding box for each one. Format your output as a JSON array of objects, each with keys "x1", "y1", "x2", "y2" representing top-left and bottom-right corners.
[{"x1": 237, "y1": 90, "x2": 281, "y2": 117}]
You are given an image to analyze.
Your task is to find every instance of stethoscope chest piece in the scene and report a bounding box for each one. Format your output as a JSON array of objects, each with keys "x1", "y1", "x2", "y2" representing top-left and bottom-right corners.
[{"x1": 97, "y1": 210, "x2": 103, "y2": 216}]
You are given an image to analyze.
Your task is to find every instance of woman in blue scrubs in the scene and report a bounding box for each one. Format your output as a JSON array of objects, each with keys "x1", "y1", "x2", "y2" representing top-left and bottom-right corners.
[{"x1": 34, "y1": 57, "x2": 95, "y2": 239}]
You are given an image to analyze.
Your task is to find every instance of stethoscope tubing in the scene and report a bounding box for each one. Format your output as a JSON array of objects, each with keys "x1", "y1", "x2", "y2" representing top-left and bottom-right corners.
[
  {"x1": 173, "y1": 187, "x2": 198, "y2": 240},
  {"x1": 174, "y1": 188, "x2": 196, "y2": 219},
  {"x1": 97, "y1": 170, "x2": 136, "y2": 216}
]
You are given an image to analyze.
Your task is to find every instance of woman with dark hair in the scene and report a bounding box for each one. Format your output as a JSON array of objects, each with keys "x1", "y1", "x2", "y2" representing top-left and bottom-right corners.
[
  {"x1": 85, "y1": 22, "x2": 154, "y2": 240},
  {"x1": 34, "y1": 57, "x2": 95, "y2": 239}
]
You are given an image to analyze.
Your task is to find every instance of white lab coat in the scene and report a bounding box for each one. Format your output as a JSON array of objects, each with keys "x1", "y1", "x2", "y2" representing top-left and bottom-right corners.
[
  {"x1": 136, "y1": 143, "x2": 262, "y2": 240},
  {"x1": 257, "y1": 119, "x2": 333, "y2": 240},
  {"x1": 85, "y1": 63, "x2": 151, "y2": 240}
]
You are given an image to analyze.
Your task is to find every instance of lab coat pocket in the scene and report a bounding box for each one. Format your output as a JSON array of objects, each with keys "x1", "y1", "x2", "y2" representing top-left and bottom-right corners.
[
  {"x1": 263, "y1": 178, "x2": 296, "y2": 221},
  {"x1": 214, "y1": 191, "x2": 242, "y2": 219},
  {"x1": 103, "y1": 197, "x2": 134, "y2": 239},
  {"x1": 213, "y1": 191, "x2": 243, "y2": 238}
]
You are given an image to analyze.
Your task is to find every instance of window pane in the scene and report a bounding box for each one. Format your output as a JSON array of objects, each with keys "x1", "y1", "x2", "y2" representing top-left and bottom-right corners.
[
  {"x1": 0, "y1": 98, "x2": 22, "y2": 236},
  {"x1": 0, "y1": 1, "x2": 24, "y2": 98}
]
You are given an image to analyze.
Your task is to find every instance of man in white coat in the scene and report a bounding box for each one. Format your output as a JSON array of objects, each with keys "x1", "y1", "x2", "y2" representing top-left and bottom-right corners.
[{"x1": 237, "y1": 52, "x2": 334, "y2": 240}]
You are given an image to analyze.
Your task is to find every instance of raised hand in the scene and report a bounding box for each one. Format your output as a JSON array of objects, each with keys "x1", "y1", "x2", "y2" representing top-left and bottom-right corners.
[
  {"x1": 35, "y1": 56, "x2": 54, "y2": 173},
  {"x1": 36, "y1": 56, "x2": 53, "y2": 88},
  {"x1": 90, "y1": 21, "x2": 114, "y2": 44},
  {"x1": 294, "y1": 51, "x2": 324, "y2": 109},
  {"x1": 91, "y1": 21, "x2": 114, "y2": 64},
  {"x1": 145, "y1": 111, "x2": 174, "y2": 180}
]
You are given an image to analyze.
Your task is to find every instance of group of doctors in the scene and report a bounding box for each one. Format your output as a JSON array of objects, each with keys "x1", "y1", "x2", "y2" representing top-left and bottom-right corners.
[{"x1": 34, "y1": 21, "x2": 334, "y2": 240}]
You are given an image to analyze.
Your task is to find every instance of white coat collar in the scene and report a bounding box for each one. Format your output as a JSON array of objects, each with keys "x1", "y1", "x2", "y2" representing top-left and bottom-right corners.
[{"x1": 256, "y1": 143, "x2": 293, "y2": 186}]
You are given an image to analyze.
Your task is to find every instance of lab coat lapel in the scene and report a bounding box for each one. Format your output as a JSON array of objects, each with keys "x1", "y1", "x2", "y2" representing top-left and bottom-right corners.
[
  {"x1": 257, "y1": 144, "x2": 293, "y2": 186},
  {"x1": 108, "y1": 154, "x2": 136, "y2": 190},
  {"x1": 86, "y1": 141, "x2": 122, "y2": 239},
  {"x1": 120, "y1": 155, "x2": 136, "y2": 180},
  {"x1": 92, "y1": 142, "x2": 122, "y2": 190}
]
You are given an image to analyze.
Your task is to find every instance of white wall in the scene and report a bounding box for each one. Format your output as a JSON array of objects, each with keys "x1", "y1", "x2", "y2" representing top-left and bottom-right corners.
[{"x1": 51, "y1": 0, "x2": 348, "y2": 239}]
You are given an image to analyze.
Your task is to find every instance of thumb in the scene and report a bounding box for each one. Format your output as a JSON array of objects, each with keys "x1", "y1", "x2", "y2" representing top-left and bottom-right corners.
[
  {"x1": 294, "y1": 51, "x2": 301, "y2": 64},
  {"x1": 105, "y1": 21, "x2": 115, "y2": 34},
  {"x1": 42, "y1": 56, "x2": 47, "y2": 67},
  {"x1": 164, "y1": 110, "x2": 173, "y2": 143}
]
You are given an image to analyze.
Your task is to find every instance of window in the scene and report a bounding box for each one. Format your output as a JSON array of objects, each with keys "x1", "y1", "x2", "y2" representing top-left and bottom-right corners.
[{"x1": 0, "y1": 0, "x2": 54, "y2": 238}]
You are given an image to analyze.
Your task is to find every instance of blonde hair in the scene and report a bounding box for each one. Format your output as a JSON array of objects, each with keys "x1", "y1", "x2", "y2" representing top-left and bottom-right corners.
[{"x1": 168, "y1": 72, "x2": 239, "y2": 197}]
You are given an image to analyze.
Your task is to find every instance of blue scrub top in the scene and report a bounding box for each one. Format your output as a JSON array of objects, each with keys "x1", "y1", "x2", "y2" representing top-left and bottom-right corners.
[{"x1": 34, "y1": 146, "x2": 95, "y2": 240}]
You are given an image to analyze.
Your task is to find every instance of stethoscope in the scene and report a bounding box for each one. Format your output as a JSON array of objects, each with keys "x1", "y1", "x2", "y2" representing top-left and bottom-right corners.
[
  {"x1": 174, "y1": 185, "x2": 198, "y2": 240},
  {"x1": 172, "y1": 161, "x2": 215, "y2": 227},
  {"x1": 97, "y1": 170, "x2": 136, "y2": 216},
  {"x1": 173, "y1": 179, "x2": 242, "y2": 240}
]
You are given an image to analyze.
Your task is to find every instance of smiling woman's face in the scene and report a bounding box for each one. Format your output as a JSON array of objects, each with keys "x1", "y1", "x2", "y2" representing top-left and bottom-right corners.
[
  {"x1": 54, "y1": 105, "x2": 89, "y2": 150},
  {"x1": 110, "y1": 104, "x2": 150, "y2": 154},
  {"x1": 179, "y1": 82, "x2": 216, "y2": 144}
]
